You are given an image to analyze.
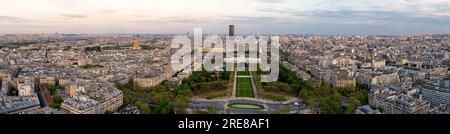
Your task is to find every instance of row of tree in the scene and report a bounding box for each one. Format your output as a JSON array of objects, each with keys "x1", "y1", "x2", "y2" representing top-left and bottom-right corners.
[
  {"x1": 84, "y1": 46, "x2": 101, "y2": 52},
  {"x1": 256, "y1": 65, "x2": 311, "y2": 101},
  {"x1": 298, "y1": 80, "x2": 368, "y2": 114},
  {"x1": 115, "y1": 68, "x2": 232, "y2": 114},
  {"x1": 182, "y1": 68, "x2": 231, "y2": 98},
  {"x1": 115, "y1": 79, "x2": 179, "y2": 114},
  {"x1": 265, "y1": 64, "x2": 369, "y2": 114}
]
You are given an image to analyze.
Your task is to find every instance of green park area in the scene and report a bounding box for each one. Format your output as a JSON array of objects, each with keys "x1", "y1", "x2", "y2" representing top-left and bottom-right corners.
[
  {"x1": 253, "y1": 63, "x2": 369, "y2": 114},
  {"x1": 236, "y1": 71, "x2": 254, "y2": 97},
  {"x1": 228, "y1": 103, "x2": 264, "y2": 110},
  {"x1": 114, "y1": 67, "x2": 232, "y2": 114},
  {"x1": 80, "y1": 64, "x2": 103, "y2": 69}
]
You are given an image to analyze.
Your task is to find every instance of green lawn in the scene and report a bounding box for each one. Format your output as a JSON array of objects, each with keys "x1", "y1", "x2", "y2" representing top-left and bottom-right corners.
[
  {"x1": 236, "y1": 71, "x2": 254, "y2": 97},
  {"x1": 228, "y1": 103, "x2": 264, "y2": 110},
  {"x1": 238, "y1": 71, "x2": 248, "y2": 76}
]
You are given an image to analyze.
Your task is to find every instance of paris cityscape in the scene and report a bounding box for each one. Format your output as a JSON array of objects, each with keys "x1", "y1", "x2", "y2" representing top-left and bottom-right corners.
[
  {"x1": 1, "y1": 0, "x2": 450, "y2": 115},
  {"x1": 1, "y1": 26, "x2": 450, "y2": 114}
]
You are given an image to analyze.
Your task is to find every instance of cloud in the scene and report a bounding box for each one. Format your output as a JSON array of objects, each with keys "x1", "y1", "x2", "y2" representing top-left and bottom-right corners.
[
  {"x1": 1, "y1": 0, "x2": 450, "y2": 34},
  {"x1": 250, "y1": 0, "x2": 286, "y2": 3},
  {"x1": 292, "y1": 9, "x2": 450, "y2": 25},
  {"x1": 48, "y1": 0, "x2": 82, "y2": 8},
  {"x1": 129, "y1": 15, "x2": 289, "y2": 27},
  {"x1": 97, "y1": 9, "x2": 118, "y2": 15},
  {"x1": 257, "y1": 7, "x2": 291, "y2": 14},
  {"x1": 220, "y1": 16, "x2": 284, "y2": 24},
  {"x1": 0, "y1": 16, "x2": 26, "y2": 22},
  {"x1": 130, "y1": 17, "x2": 211, "y2": 24},
  {"x1": 62, "y1": 14, "x2": 87, "y2": 19}
]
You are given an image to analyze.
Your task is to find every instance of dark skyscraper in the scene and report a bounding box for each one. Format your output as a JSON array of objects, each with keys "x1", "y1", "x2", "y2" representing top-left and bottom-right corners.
[{"x1": 229, "y1": 25, "x2": 235, "y2": 36}]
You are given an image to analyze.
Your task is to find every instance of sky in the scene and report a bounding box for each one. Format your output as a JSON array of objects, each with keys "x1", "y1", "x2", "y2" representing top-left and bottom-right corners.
[{"x1": 0, "y1": 0, "x2": 450, "y2": 35}]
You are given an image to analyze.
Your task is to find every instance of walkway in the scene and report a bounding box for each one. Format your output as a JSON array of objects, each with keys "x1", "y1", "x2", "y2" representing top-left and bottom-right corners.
[{"x1": 248, "y1": 71, "x2": 259, "y2": 98}]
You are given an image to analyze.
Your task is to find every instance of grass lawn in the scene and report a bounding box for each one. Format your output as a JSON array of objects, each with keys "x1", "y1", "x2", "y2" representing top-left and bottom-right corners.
[
  {"x1": 236, "y1": 71, "x2": 254, "y2": 97},
  {"x1": 228, "y1": 103, "x2": 264, "y2": 110}
]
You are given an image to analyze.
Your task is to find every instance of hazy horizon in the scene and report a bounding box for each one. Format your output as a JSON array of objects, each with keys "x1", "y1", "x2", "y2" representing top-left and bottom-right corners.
[{"x1": 1, "y1": 32, "x2": 449, "y2": 36}]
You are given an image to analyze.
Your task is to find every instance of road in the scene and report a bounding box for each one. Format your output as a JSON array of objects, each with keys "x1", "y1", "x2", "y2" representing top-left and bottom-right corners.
[{"x1": 187, "y1": 98, "x2": 304, "y2": 114}]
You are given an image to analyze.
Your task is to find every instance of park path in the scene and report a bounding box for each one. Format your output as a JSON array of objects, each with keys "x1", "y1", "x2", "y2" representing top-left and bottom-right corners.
[
  {"x1": 248, "y1": 71, "x2": 259, "y2": 98},
  {"x1": 231, "y1": 66, "x2": 237, "y2": 98}
]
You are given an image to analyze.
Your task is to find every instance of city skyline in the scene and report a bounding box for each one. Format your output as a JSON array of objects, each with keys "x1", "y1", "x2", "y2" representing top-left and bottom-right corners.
[{"x1": 1, "y1": 0, "x2": 450, "y2": 35}]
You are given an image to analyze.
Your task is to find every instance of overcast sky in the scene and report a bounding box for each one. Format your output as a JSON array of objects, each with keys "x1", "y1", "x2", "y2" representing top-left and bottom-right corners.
[{"x1": 1, "y1": 0, "x2": 450, "y2": 34}]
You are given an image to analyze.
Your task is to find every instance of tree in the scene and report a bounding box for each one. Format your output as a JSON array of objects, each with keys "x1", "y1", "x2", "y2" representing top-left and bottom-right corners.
[
  {"x1": 85, "y1": 46, "x2": 101, "y2": 52},
  {"x1": 53, "y1": 95, "x2": 63, "y2": 104},
  {"x1": 299, "y1": 89, "x2": 309, "y2": 99},
  {"x1": 135, "y1": 101, "x2": 151, "y2": 114},
  {"x1": 176, "y1": 85, "x2": 193, "y2": 97},
  {"x1": 49, "y1": 103, "x2": 60, "y2": 109},
  {"x1": 63, "y1": 46, "x2": 71, "y2": 51},
  {"x1": 153, "y1": 85, "x2": 168, "y2": 92},
  {"x1": 320, "y1": 99, "x2": 341, "y2": 114},
  {"x1": 305, "y1": 96, "x2": 319, "y2": 106},
  {"x1": 126, "y1": 78, "x2": 134, "y2": 90},
  {"x1": 80, "y1": 64, "x2": 103, "y2": 69},
  {"x1": 299, "y1": 89, "x2": 318, "y2": 105},
  {"x1": 274, "y1": 106, "x2": 291, "y2": 114},
  {"x1": 207, "y1": 105, "x2": 220, "y2": 114},
  {"x1": 141, "y1": 45, "x2": 155, "y2": 51},
  {"x1": 175, "y1": 96, "x2": 189, "y2": 108},
  {"x1": 132, "y1": 81, "x2": 141, "y2": 91},
  {"x1": 46, "y1": 84, "x2": 64, "y2": 96},
  {"x1": 331, "y1": 91, "x2": 343, "y2": 103},
  {"x1": 163, "y1": 81, "x2": 176, "y2": 89},
  {"x1": 123, "y1": 95, "x2": 133, "y2": 104},
  {"x1": 318, "y1": 81, "x2": 331, "y2": 95},
  {"x1": 345, "y1": 97, "x2": 361, "y2": 114},
  {"x1": 337, "y1": 87, "x2": 356, "y2": 94},
  {"x1": 198, "y1": 83, "x2": 209, "y2": 92},
  {"x1": 149, "y1": 92, "x2": 172, "y2": 104},
  {"x1": 154, "y1": 100, "x2": 173, "y2": 114}
]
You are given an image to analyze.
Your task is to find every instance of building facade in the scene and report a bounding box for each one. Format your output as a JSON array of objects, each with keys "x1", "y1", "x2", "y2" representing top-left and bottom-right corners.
[
  {"x1": 61, "y1": 95, "x2": 100, "y2": 114},
  {"x1": 369, "y1": 87, "x2": 430, "y2": 114}
]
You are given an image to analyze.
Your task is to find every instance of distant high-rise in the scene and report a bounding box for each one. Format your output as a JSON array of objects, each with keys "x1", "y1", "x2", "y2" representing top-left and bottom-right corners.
[{"x1": 229, "y1": 25, "x2": 235, "y2": 36}]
